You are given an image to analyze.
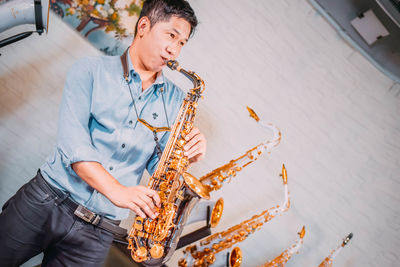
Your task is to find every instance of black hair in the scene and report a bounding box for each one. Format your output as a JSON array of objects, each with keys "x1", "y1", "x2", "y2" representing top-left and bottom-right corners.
[{"x1": 134, "y1": 0, "x2": 198, "y2": 38}]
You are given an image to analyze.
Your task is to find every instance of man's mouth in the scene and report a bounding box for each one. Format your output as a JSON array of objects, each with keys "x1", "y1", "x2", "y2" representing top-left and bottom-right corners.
[{"x1": 161, "y1": 56, "x2": 168, "y2": 63}]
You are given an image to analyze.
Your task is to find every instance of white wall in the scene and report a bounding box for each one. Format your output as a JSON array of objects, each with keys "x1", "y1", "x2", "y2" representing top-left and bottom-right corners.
[{"x1": 1, "y1": 1, "x2": 399, "y2": 266}]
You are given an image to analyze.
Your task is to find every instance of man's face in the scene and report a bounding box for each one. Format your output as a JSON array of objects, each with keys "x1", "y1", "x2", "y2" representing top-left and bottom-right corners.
[{"x1": 138, "y1": 16, "x2": 191, "y2": 72}]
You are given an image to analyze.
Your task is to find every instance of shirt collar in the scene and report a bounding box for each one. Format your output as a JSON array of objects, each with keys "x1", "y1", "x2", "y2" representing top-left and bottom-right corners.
[{"x1": 126, "y1": 47, "x2": 165, "y2": 95}]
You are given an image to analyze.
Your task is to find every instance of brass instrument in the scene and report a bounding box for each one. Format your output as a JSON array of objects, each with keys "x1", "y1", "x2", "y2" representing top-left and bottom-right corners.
[
  {"x1": 262, "y1": 226, "x2": 306, "y2": 267},
  {"x1": 199, "y1": 107, "x2": 281, "y2": 193},
  {"x1": 318, "y1": 233, "x2": 353, "y2": 267},
  {"x1": 127, "y1": 60, "x2": 210, "y2": 264},
  {"x1": 184, "y1": 197, "x2": 224, "y2": 228},
  {"x1": 178, "y1": 164, "x2": 290, "y2": 267}
]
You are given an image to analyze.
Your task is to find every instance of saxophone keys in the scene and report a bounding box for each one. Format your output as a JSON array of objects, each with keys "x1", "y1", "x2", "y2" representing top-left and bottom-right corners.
[
  {"x1": 158, "y1": 191, "x2": 167, "y2": 202},
  {"x1": 205, "y1": 253, "x2": 216, "y2": 265},
  {"x1": 150, "y1": 243, "x2": 164, "y2": 259},
  {"x1": 178, "y1": 258, "x2": 188, "y2": 267},
  {"x1": 144, "y1": 219, "x2": 156, "y2": 233},
  {"x1": 177, "y1": 138, "x2": 186, "y2": 147},
  {"x1": 159, "y1": 181, "x2": 169, "y2": 191},
  {"x1": 211, "y1": 243, "x2": 219, "y2": 250},
  {"x1": 132, "y1": 246, "x2": 148, "y2": 262},
  {"x1": 134, "y1": 217, "x2": 144, "y2": 231}
]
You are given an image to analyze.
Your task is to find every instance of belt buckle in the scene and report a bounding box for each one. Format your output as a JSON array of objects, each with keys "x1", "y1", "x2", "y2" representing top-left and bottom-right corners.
[{"x1": 74, "y1": 205, "x2": 100, "y2": 225}]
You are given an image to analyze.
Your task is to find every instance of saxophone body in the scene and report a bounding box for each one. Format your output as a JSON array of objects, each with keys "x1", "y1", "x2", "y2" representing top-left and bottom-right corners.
[
  {"x1": 262, "y1": 226, "x2": 306, "y2": 267},
  {"x1": 127, "y1": 60, "x2": 209, "y2": 264},
  {"x1": 179, "y1": 164, "x2": 290, "y2": 267},
  {"x1": 199, "y1": 107, "x2": 281, "y2": 194},
  {"x1": 318, "y1": 233, "x2": 353, "y2": 267}
]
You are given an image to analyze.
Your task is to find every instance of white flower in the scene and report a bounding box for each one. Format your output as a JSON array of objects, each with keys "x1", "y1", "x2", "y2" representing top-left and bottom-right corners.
[
  {"x1": 100, "y1": 9, "x2": 108, "y2": 17},
  {"x1": 108, "y1": 8, "x2": 115, "y2": 15}
]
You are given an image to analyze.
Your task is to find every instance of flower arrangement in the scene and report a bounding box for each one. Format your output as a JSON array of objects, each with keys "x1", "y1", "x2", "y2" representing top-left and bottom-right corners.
[{"x1": 65, "y1": 0, "x2": 144, "y2": 39}]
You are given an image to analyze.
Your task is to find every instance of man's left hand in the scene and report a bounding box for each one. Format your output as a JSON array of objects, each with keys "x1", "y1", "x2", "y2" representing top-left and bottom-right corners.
[{"x1": 184, "y1": 127, "x2": 206, "y2": 164}]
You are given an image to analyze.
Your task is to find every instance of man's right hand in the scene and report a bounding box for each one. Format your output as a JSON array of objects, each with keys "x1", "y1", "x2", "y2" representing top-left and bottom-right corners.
[
  {"x1": 108, "y1": 185, "x2": 161, "y2": 219},
  {"x1": 72, "y1": 161, "x2": 160, "y2": 219}
]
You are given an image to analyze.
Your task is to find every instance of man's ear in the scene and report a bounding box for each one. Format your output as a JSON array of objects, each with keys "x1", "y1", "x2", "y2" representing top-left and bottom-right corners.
[{"x1": 137, "y1": 16, "x2": 151, "y2": 37}]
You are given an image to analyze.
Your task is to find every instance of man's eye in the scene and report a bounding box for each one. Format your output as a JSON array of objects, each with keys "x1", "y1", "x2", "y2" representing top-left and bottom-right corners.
[
  {"x1": 169, "y1": 33, "x2": 175, "y2": 38},
  {"x1": 179, "y1": 41, "x2": 185, "y2": 46}
]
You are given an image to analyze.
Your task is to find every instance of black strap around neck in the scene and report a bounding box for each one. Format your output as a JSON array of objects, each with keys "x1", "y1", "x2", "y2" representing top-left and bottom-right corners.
[
  {"x1": 120, "y1": 48, "x2": 129, "y2": 81},
  {"x1": 120, "y1": 48, "x2": 170, "y2": 160}
]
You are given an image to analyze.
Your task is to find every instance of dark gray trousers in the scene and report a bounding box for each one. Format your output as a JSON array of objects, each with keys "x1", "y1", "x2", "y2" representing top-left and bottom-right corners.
[{"x1": 0, "y1": 172, "x2": 114, "y2": 267}]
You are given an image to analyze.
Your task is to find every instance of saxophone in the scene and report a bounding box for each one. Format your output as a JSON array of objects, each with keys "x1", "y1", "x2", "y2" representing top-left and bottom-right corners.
[
  {"x1": 179, "y1": 164, "x2": 290, "y2": 267},
  {"x1": 262, "y1": 226, "x2": 306, "y2": 267},
  {"x1": 198, "y1": 107, "x2": 281, "y2": 193},
  {"x1": 318, "y1": 233, "x2": 353, "y2": 267},
  {"x1": 127, "y1": 60, "x2": 210, "y2": 264}
]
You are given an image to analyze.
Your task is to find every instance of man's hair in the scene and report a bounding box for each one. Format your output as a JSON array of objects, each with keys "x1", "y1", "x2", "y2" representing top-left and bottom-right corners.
[{"x1": 134, "y1": 0, "x2": 198, "y2": 38}]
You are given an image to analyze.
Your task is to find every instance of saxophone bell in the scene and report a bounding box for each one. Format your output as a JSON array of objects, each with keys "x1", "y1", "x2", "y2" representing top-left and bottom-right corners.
[
  {"x1": 182, "y1": 172, "x2": 210, "y2": 200},
  {"x1": 229, "y1": 247, "x2": 242, "y2": 267}
]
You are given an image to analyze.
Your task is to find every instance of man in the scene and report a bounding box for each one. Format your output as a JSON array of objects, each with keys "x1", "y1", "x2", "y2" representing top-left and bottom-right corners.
[{"x1": 0, "y1": 0, "x2": 205, "y2": 266}]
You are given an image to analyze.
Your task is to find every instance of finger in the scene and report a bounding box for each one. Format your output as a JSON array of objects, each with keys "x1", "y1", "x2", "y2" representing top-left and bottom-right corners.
[
  {"x1": 141, "y1": 187, "x2": 161, "y2": 208},
  {"x1": 133, "y1": 198, "x2": 157, "y2": 219},
  {"x1": 128, "y1": 203, "x2": 147, "y2": 219},
  {"x1": 184, "y1": 135, "x2": 202, "y2": 153},
  {"x1": 139, "y1": 194, "x2": 156, "y2": 213},
  {"x1": 187, "y1": 146, "x2": 205, "y2": 161},
  {"x1": 185, "y1": 127, "x2": 200, "y2": 141},
  {"x1": 189, "y1": 154, "x2": 200, "y2": 164},
  {"x1": 186, "y1": 139, "x2": 206, "y2": 156}
]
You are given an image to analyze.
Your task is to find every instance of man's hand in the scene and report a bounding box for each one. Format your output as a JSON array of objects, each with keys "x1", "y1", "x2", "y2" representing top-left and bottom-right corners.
[
  {"x1": 108, "y1": 185, "x2": 161, "y2": 219},
  {"x1": 72, "y1": 161, "x2": 160, "y2": 219},
  {"x1": 183, "y1": 127, "x2": 207, "y2": 164}
]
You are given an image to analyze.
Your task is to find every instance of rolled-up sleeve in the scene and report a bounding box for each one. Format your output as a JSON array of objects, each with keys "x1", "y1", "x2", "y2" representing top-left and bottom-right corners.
[{"x1": 56, "y1": 58, "x2": 102, "y2": 170}]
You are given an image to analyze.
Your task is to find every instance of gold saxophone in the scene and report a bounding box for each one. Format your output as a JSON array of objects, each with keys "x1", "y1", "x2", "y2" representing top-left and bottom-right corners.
[
  {"x1": 179, "y1": 164, "x2": 290, "y2": 267},
  {"x1": 318, "y1": 233, "x2": 353, "y2": 267},
  {"x1": 127, "y1": 60, "x2": 210, "y2": 264},
  {"x1": 262, "y1": 226, "x2": 306, "y2": 267},
  {"x1": 199, "y1": 107, "x2": 281, "y2": 194}
]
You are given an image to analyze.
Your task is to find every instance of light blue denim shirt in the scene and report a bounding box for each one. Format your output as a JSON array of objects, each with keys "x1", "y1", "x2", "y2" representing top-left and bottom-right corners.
[{"x1": 40, "y1": 51, "x2": 185, "y2": 220}]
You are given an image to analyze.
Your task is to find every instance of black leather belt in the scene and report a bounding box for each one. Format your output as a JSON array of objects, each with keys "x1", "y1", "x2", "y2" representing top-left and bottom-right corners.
[{"x1": 36, "y1": 170, "x2": 127, "y2": 238}]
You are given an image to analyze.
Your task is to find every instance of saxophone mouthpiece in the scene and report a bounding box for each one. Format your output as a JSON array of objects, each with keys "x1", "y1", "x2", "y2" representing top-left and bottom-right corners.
[
  {"x1": 342, "y1": 233, "x2": 353, "y2": 247},
  {"x1": 166, "y1": 60, "x2": 180, "y2": 71}
]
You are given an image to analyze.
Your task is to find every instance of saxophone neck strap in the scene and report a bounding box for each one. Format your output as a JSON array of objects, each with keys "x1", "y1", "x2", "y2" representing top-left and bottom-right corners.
[
  {"x1": 120, "y1": 47, "x2": 169, "y2": 159},
  {"x1": 120, "y1": 48, "x2": 130, "y2": 81}
]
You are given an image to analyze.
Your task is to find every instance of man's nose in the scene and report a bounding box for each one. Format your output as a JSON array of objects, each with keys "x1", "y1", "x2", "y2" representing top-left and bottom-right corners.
[{"x1": 166, "y1": 43, "x2": 179, "y2": 58}]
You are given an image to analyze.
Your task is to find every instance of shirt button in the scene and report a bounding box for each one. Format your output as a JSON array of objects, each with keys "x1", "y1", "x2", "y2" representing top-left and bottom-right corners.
[
  {"x1": 138, "y1": 96, "x2": 142, "y2": 100},
  {"x1": 129, "y1": 120, "x2": 133, "y2": 125},
  {"x1": 109, "y1": 166, "x2": 113, "y2": 171},
  {"x1": 121, "y1": 144, "x2": 125, "y2": 148}
]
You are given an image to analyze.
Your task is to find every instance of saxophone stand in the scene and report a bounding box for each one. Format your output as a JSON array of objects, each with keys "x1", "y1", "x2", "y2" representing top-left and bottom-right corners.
[{"x1": 176, "y1": 205, "x2": 213, "y2": 249}]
